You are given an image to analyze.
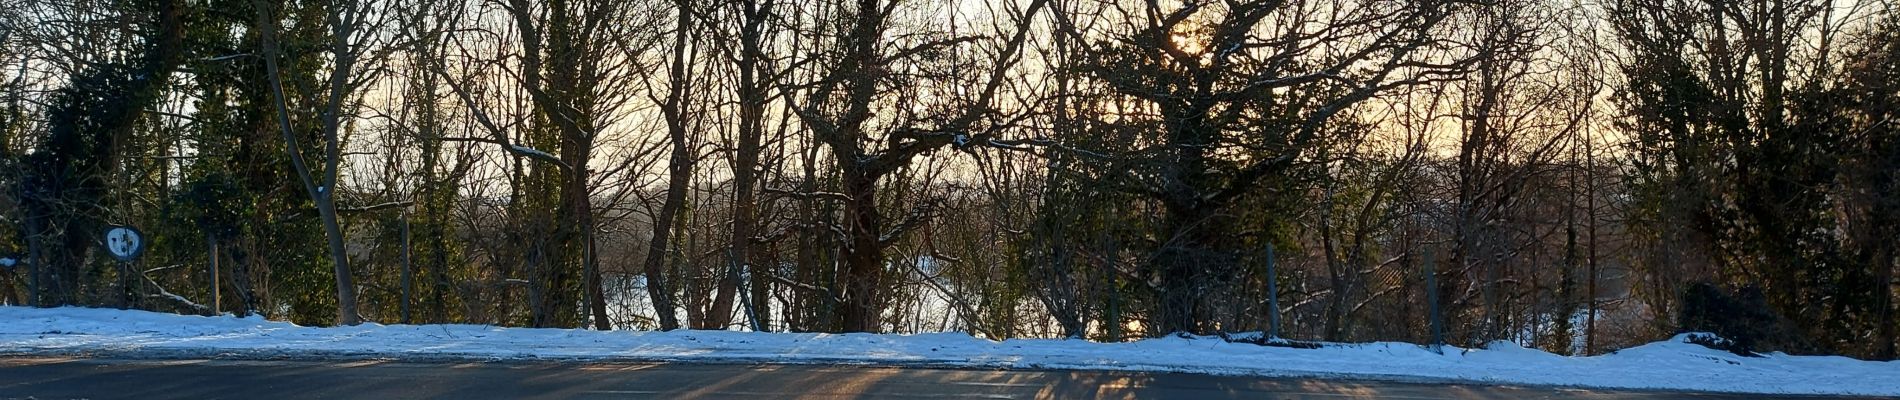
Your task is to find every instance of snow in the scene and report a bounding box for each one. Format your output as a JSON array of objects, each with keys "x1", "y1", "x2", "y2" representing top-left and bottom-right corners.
[
  {"x1": 511, "y1": 145, "x2": 557, "y2": 160},
  {"x1": 2, "y1": 306, "x2": 1895, "y2": 396}
]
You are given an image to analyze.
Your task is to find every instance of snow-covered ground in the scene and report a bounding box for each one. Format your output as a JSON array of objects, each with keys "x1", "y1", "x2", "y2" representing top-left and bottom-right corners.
[{"x1": 2, "y1": 306, "x2": 1894, "y2": 396}]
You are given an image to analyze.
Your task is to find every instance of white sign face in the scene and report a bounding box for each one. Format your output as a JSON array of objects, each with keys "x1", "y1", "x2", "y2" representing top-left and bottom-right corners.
[
  {"x1": 0, "y1": 257, "x2": 14, "y2": 268},
  {"x1": 106, "y1": 226, "x2": 145, "y2": 261}
]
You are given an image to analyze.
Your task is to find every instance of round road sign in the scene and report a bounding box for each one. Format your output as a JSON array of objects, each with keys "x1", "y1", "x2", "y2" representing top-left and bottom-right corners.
[{"x1": 105, "y1": 226, "x2": 146, "y2": 262}]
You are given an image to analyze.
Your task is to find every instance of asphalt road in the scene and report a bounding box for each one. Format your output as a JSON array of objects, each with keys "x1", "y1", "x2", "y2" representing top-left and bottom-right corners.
[{"x1": 0, "y1": 357, "x2": 1866, "y2": 399}]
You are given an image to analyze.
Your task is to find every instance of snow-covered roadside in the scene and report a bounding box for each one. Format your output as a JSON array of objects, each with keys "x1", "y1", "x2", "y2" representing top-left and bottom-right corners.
[{"x1": 1, "y1": 307, "x2": 1893, "y2": 396}]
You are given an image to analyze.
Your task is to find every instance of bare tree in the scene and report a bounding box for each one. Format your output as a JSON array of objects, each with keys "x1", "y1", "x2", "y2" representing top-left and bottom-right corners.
[
  {"x1": 254, "y1": 0, "x2": 389, "y2": 325},
  {"x1": 1049, "y1": 0, "x2": 1482, "y2": 335},
  {"x1": 779, "y1": 0, "x2": 1048, "y2": 333},
  {"x1": 639, "y1": 0, "x2": 700, "y2": 331}
]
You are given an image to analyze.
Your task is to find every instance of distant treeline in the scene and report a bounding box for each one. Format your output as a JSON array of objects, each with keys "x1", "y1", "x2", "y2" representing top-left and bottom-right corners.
[{"x1": 0, "y1": 0, "x2": 1893, "y2": 359}]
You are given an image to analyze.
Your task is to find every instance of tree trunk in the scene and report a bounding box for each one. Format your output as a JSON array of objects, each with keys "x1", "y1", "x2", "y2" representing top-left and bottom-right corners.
[
  {"x1": 255, "y1": 0, "x2": 360, "y2": 325},
  {"x1": 723, "y1": 0, "x2": 772, "y2": 331},
  {"x1": 1875, "y1": 244, "x2": 1895, "y2": 360},
  {"x1": 837, "y1": 169, "x2": 885, "y2": 333},
  {"x1": 1319, "y1": 176, "x2": 1347, "y2": 342},
  {"x1": 1585, "y1": 128, "x2": 1599, "y2": 355},
  {"x1": 641, "y1": 128, "x2": 691, "y2": 332},
  {"x1": 1154, "y1": 200, "x2": 1214, "y2": 335},
  {"x1": 1152, "y1": 104, "x2": 1216, "y2": 336},
  {"x1": 640, "y1": 1, "x2": 697, "y2": 332},
  {"x1": 314, "y1": 195, "x2": 360, "y2": 325},
  {"x1": 572, "y1": 153, "x2": 609, "y2": 330}
]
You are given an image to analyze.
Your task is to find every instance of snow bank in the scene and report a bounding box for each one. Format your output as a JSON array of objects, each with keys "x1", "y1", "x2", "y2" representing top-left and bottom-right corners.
[{"x1": 2, "y1": 306, "x2": 1894, "y2": 395}]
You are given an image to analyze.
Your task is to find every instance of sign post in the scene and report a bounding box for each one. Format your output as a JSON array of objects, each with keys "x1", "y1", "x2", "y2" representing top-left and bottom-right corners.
[{"x1": 104, "y1": 226, "x2": 147, "y2": 309}]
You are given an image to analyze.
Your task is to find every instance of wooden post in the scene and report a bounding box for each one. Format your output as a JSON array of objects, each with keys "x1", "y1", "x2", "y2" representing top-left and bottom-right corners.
[
  {"x1": 1426, "y1": 246, "x2": 1443, "y2": 353},
  {"x1": 209, "y1": 235, "x2": 220, "y2": 315},
  {"x1": 1104, "y1": 236, "x2": 1122, "y2": 341},
  {"x1": 1266, "y1": 243, "x2": 1280, "y2": 339},
  {"x1": 400, "y1": 210, "x2": 413, "y2": 324}
]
